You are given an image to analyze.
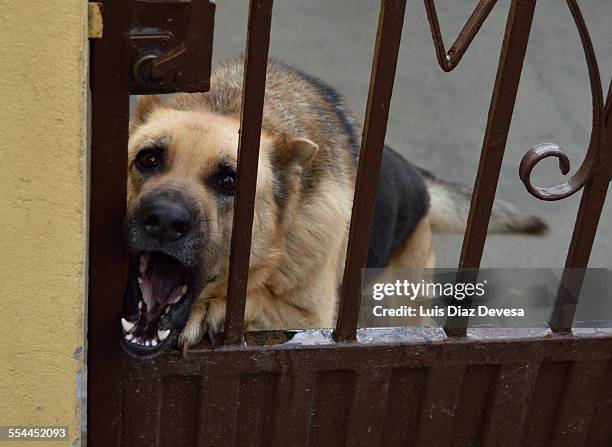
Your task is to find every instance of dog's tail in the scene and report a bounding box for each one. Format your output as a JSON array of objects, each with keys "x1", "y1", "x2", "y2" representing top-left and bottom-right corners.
[{"x1": 421, "y1": 170, "x2": 548, "y2": 235}]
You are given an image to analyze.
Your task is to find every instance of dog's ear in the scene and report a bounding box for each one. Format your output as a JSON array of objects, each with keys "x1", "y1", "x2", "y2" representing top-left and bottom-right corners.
[
  {"x1": 272, "y1": 136, "x2": 319, "y2": 175},
  {"x1": 131, "y1": 95, "x2": 163, "y2": 128}
]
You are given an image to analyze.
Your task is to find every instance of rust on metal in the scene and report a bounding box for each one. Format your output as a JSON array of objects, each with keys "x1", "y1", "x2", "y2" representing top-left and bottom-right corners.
[
  {"x1": 223, "y1": 0, "x2": 274, "y2": 346},
  {"x1": 424, "y1": 0, "x2": 498, "y2": 72},
  {"x1": 334, "y1": 0, "x2": 407, "y2": 343}
]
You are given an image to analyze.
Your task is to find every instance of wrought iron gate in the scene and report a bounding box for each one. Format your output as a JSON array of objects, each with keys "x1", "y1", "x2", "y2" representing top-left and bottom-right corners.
[{"x1": 88, "y1": 0, "x2": 612, "y2": 445}]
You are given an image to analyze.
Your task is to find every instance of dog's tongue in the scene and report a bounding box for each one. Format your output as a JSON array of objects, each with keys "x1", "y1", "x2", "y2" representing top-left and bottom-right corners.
[{"x1": 140, "y1": 252, "x2": 186, "y2": 315}]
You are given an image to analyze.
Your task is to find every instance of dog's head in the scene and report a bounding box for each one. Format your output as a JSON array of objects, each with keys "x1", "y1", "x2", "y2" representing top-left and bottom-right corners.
[{"x1": 120, "y1": 95, "x2": 318, "y2": 357}]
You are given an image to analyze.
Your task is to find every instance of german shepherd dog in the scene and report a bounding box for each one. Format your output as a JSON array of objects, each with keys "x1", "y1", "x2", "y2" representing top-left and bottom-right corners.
[{"x1": 120, "y1": 59, "x2": 546, "y2": 356}]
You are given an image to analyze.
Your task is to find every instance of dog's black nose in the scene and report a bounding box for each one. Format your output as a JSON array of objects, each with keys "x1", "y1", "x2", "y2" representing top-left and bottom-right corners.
[{"x1": 139, "y1": 198, "x2": 193, "y2": 242}]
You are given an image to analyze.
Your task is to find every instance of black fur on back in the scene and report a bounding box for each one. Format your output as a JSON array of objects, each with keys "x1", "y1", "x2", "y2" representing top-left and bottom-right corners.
[{"x1": 367, "y1": 145, "x2": 430, "y2": 268}]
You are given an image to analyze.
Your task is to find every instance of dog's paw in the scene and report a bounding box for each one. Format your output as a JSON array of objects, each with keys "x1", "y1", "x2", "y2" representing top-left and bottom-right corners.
[
  {"x1": 178, "y1": 301, "x2": 207, "y2": 348},
  {"x1": 178, "y1": 298, "x2": 226, "y2": 349}
]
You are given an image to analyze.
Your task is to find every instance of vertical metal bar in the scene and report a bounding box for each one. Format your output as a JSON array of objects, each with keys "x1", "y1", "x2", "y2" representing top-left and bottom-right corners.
[
  {"x1": 333, "y1": 0, "x2": 407, "y2": 343},
  {"x1": 223, "y1": 0, "x2": 273, "y2": 345},
  {"x1": 549, "y1": 80, "x2": 612, "y2": 332},
  {"x1": 87, "y1": 0, "x2": 131, "y2": 445},
  {"x1": 444, "y1": 0, "x2": 536, "y2": 337}
]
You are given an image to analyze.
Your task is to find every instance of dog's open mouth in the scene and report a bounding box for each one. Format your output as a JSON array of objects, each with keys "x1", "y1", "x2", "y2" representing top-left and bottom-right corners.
[{"x1": 120, "y1": 251, "x2": 195, "y2": 357}]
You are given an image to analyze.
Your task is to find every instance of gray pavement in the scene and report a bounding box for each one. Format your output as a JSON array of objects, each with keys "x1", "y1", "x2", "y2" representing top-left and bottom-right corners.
[{"x1": 139, "y1": 0, "x2": 612, "y2": 268}]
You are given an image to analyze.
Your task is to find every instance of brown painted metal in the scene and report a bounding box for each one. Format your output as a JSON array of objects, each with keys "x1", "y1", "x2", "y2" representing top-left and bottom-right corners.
[
  {"x1": 127, "y1": 0, "x2": 215, "y2": 94},
  {"x1": 87, "y1": 0, "x2": 612, "y2": 445},
  {"x1": 444, "y1": 0, "x2": 537, "y2": 337},
  {"x1": 519, "y1": 0, "x2": 604, "y2": 202},
  {"x1": 113, "y1": 332, "x2": 612, "y2": 447},
  {"x1": 88, "y1": 0, "x2": 131, "y2": 445},
  {"x1": 424, "y1": 0, "x2": 498, "y2": 72},
  {"x1": 87, "y1": 0, "x2": 215, "y2": 444},
  {"x1": 223, "y1": 0, "x2": 274, "y2": 346},
  {"x1": 480, "y1": 362, "x2": 540, "y2": 445},
  {"x1": 334, "y1": 0, "x2": 407, "y2": 343},
  {"x1": 151, "y1": 0, "x2": 216, "y2": 88},
  {"x1": 518, "y1": 0, "x2": 612, "y2": 332}
]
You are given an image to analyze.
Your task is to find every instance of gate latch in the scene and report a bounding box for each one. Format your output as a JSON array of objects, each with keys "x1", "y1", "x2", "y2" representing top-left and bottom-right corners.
[{"x1": 127, "y1": 0, "x2": 215, "y2": 94}]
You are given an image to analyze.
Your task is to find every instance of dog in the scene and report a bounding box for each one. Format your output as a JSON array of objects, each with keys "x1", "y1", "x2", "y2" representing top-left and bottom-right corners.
[{"x1": 119, "y1": 59, "x2": 547, "y2": 356}]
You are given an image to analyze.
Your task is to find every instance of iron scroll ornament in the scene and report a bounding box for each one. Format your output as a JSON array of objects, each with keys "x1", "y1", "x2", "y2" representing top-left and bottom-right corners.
[
  {"x1": 519, "y1": 0, "x2": 608, "y2": 201},
  {"x1": 425, "y1": 0, "x2": 610, "y2": 201},
  {"x1": 424, "y1": 0, "x2": 498, "y2": 72}
]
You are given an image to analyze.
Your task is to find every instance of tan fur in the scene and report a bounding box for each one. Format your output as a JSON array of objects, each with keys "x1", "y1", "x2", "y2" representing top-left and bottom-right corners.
[
  {"x1": 128, "y1": 60, "x2": 433, "y2": 348},
  {"x1": 386, "y1": 217, "x2": 435, "y2": 270}
]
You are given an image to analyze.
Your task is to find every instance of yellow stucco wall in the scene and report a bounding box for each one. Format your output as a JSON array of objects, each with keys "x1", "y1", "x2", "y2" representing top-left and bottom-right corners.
[{"x1": 0, "y1": 0, "x2": 88, "y2": 445}]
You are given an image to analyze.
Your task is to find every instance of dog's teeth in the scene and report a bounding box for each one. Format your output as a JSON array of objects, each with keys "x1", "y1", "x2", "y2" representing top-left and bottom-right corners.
[
  {"x1": 138, "y1": 301, "x2": 143, "y2": 310},
  {"x1": 158, "y1": 329, "x2": 170, "y2": 341},
  {"x1": 138, "y1": 277, "x2": 143, "y2": 284},
  {"x1": 139, "y1": 254, "x2": 149, "y2": 274},
  {"x1": 121, "y1": 318, "x2": 135, "y2": 333},
  {"x1": 151, "y1": 339, "x2": 158, "y2": 347},
  {"x1": 181, "y1": 285, "x2": 188, "y2": 294},
  {"x1": 130, "y1": 337, "x2": 138, "y2": 344},
  {"x1": 125, "y1": 333, "x2": 133, "y2": 341},
  {"x1": 164, "y1": 307, "x2": 170, "y2": 315},
  {"x1": 145, "y1": 340, "x2": 151, "y2": 347}
]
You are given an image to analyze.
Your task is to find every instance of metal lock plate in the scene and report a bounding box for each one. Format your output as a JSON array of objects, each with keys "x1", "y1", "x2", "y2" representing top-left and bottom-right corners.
[{"x1": 126, "y1": 0, "x2": 215, "y2": 94}]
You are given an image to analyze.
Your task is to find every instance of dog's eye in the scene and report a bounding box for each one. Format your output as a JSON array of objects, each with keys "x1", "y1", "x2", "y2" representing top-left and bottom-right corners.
[
  {"x1": 135, "y1": 150, "x2": 160, "y2": 171},
  {"x1": 215, "y1": 173, "x2": 236, "y2": 194}
]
